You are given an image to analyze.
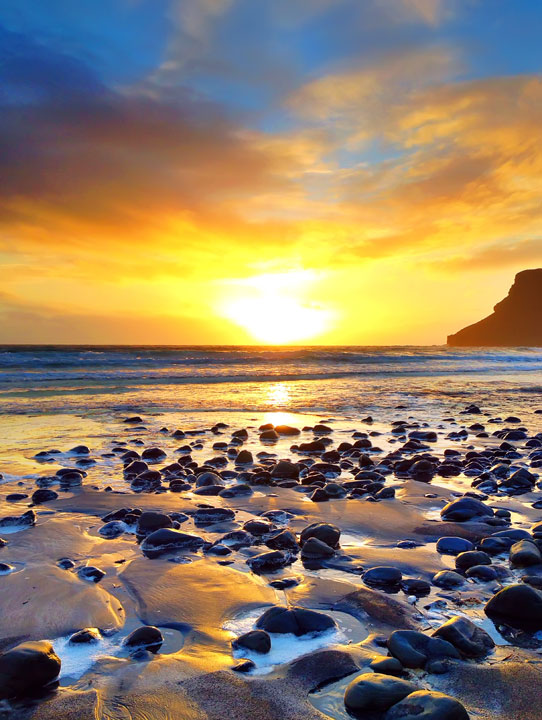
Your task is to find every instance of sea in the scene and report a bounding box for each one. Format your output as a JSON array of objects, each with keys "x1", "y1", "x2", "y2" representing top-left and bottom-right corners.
[{"x1": 0, "y1": 345, "x2": 541, "y2": 418}]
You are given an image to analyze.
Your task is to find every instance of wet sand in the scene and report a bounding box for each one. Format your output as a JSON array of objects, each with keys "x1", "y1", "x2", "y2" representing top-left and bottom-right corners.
[{"x1": 1, "y1": 406, "x2": 542, "y2": 719}]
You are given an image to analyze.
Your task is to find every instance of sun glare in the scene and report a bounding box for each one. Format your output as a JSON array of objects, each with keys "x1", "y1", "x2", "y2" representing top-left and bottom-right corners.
[{"x1": 219, "y1": 271, "x2": 333, "y2": 344}]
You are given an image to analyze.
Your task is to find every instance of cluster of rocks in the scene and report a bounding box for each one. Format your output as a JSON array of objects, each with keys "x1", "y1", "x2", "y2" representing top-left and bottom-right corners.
[
  {"x1": 344, "y1": 615, "x2": 494, "y2": 718},
  {"x1": 232, "y1": 606, "x2": 337, "y2": 670},
  {"x1": 0, "y1": 624, "x2": 166, "y2": 701}
]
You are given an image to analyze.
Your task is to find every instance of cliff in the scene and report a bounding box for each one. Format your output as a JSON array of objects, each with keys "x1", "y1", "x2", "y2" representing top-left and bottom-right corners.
[{"x1": 447, "y1": 268, "x2": 542, "y2": 347}]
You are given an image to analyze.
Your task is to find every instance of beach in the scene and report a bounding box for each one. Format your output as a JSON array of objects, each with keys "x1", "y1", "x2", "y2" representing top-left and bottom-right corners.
[{"x1": 1, "y1": 345, "x2": 542, "y2": 719}]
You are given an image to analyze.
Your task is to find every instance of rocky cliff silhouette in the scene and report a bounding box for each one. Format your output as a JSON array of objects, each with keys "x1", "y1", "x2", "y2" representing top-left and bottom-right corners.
[{"x1": 447, "y1": 268, "x2": 542, "y2": 347}]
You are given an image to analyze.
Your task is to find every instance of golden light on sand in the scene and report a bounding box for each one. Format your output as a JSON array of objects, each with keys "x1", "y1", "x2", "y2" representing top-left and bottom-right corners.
[{"x1": 219, "y1": 271, "x2": 333, "y2": 344}]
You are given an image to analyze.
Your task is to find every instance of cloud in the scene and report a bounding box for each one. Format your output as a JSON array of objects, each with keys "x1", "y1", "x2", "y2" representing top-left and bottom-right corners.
[{"x1": 426, "y1": 238, "x2": 542, "y2": 272}]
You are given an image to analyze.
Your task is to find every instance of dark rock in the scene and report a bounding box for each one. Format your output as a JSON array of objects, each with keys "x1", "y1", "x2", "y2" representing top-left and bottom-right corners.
[
  {"x1": 300, "y1": 522, "x2": 340, "y2": 548},
  {"x1": 256, "y1": 606, "x2": 336, "y2": 636},
  {"x1": 369, "y1": 656, "x2": 404, "y2": 675},
  {"x1": 0, "y1": 641, "x2": 61, "y2": 699},
  {"x1": 401, "y1": 578, "x2": 431, "y2": 596},
  {"x1": 436, "y1": 537, "x2": 474, "y2": 556},
  {"x1": 266, "y1": 530, "x2": 299, "y2": 552},
  {"x1": 510, "y1": 539, "x2": 542, "y2": 567},
  {"x1": 235, "y1": 450, "x2": 253, "y2": 464},
  {"x1": 440, "y1": 497, "x2": 493, "y2": 522},
  {"x1": 141, "y1": 447, "x2": 167, "y2": 461},
  {"x1": 232, "y1": 630, "x2": 271, "y2": 654},
  {"x1": 484, "y1": 583, "x2": 542, "y2": 630},
  {"x1": 301, "y1": 537, "x2": 335, "y2": 558},
  {"x1": 246, "y1": 550, "x2": 291, "y2": 574},
  {"x1": 274, "y1": 425, "x2": 300, "y2": 436},
  {"x1": 195, "y1": 471, "x2": 224, "y2": 487},
  {"x1": 219, "y1": 483, "x2": 252, "y2": 498},
  {"x1": 6, "y1": 493, "x2": 28, "y2": 502},
  {"x1": 232, "y1": 659, "x2": 255, "y2": 672},
  {"x1": 432, "y1": 616, "x2": 494, "y2": 657},
  {"x1": 193, "y1": 507, "x2": 235, "y2": 525},
  {"x1": 383, "y1": 689, "x2": 469, "y2": 720},
  {"x1": 260, "y1": 429, "x2": 279, "y2": 441},
  {"x1": 466, "y1": 565, "x2": 498, "y2": 581},
  {"x1": 136, "y1": 511, "x2": 173, "y2": 536},
  {"x1": 70, "y1": 445, "x2": 90, "y2": 455},
  {"x1": 387, "y1": 630, "x2": 460, "y2": 668},
  {"x1": 99, "y1": 520, "x2": 126, "y2": 539},
  {"x1": 271, "y1": 460, "x2": 300, "y2": 479},
  {"x1": 141, "y1": 528, "x2": 204, "y2": 558},
  {"x1": 31, "y1": 489, "x2": 58, "y2": 504},
  {"x1": 77, "y1": 566, "x2": 105, "y2": 583},
  {"x1": 69, "y1": 628, "x2": 101, "y2": 644},
  {"x1": 344, "y1": 672, "x2": 416, "y2": 714},
  {"x1": 455, "y1": 550, "x2": 491, "y2": 571},
  {"x1": 363, "y1": 566, "x2": 402, "y2": 588},
  {"x1": 124, "y1": 626, "x2": 163, "y2": 653},
  {"x1": 0, "y1": 510, "x2": 35, "y2": 529}
]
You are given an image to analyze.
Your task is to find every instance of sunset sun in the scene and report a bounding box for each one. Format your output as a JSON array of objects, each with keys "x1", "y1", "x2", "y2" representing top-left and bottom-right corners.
[{"x1": 219, "y1": 271, "x2": 333, "y2": 344}]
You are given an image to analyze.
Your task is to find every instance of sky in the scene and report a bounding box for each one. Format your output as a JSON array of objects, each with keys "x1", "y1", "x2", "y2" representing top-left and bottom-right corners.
[{"x1": 0, "y1": 0, "x2": 541, "y2": 345}]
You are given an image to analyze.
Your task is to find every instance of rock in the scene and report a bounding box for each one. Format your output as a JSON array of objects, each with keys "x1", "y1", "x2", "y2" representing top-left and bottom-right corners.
[
  {"x1": 369, "y1": 656, "x2": 404, "y2": 675},
  {"x1": 466, "y1": 564, "x2": 498, "y2": 581},
  {"x1": 440, "y1": 497, "x2": 493, "y2": 522},
  {"x1": 301, "y1": 537, "x2": 335, "y2": 558},
  {"x1": 99, "y1": 520, "x2": 126, "y2": 539},
  {"x1": 401, "y1": 578, "x2": 431, "y2": 596},
  {"x1": 195, "y1": 471, "x2": 224, "y2": 487},
  {"x1": 432, "y1": 616, "x2": 494, "y2": 657},
  {"x1": 31, "y1": 489, "x2": 58, "y2": 504},
  {"x1": 232, "y1": 659, "x2": 255, "y2": 672},
  {"x1": 219, "y1": 483, "x2": 253, "y2": 498},
  {"x1": 69, "y1": 628, "x2": 101, "y2": 644},
  {"x1": 77, "y1": 566, "x2": 105, "y2": 583},
  {"x1": 136, "y1": 511, "x2": 173, "y2": 536},
  {"x1": 243, "y1": 519, "x2": 272, "y2": 535},
  {"x1": 232, "y1": 630, "x2": 271, "y2": 654},
  {"x1": 260, "y1": 429, "x2": 279, "y2": 441},
  {"x1": 193, "y1": 507, "x2": 235, "y2": 525},
  {"x1": 70, "y1": 445, "x2": 90, "y2": 455},
  {"x1": 448, "y1": 268, "x2": 542, "y2": 347},
  {"x1": 271, "y1": 460, "x2": 300, "y2": 479},
  {"x1": 235, "y1": 450, "x2": 253, "y2": 464},
  {"x1": 300, "y1": 522, "x2": 340, "y2": 548},
  {"x1": 256, "y1": 606, "x2": 336, "y2": 636},
  {"x1": 274, "y1": 425, "x2": 300, "y2": 436},
  {"x1": 384, "y1": 689, "x2": 470, "y2": 719},
  {"x1": 0, "y1": 510, "x2": 35, "y2": 529},
  {"x1": 364, "y1": 566, "x2": 402, "y2": 588},
  {"x1": 387, "y1": 630, "x2": 460, "y2": 668},
  {"x1": 455, "y1": 550, "x2": 491, "y2": 571},
  {"x1": 141, "y1": 528, "x2": 204, "y2": 558},
  {"x1": 344, "y1": 672, "x2": 417, "y2": 714},
  {"x1": 484, "y1": 583, "x2": 542, "y2": 630},
  {"x1": 246, "y1": 550, "x2": 291, "y2": 574},
  {"x1": 141, "y1": 447, "x2": 166, "y2": 461},
  {"x1": 266, "y1": 530, "x2": 299, "y2": 552},
  {"x1": 124, "y1": 626, "x2": 163, "y2": 652},
  {"x1": 509, "y1": 539, "x2": 542, "y2": 567},
  {"x1": 436, "y1": 537, "x2": 474, "y2": 556},
  {"x1": 0, "y1": 641, "x2": 61, "y2": 699}
]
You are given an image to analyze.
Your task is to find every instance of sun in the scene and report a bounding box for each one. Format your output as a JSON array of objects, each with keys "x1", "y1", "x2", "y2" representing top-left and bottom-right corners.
[{"x1": 218, "y1": 270, "x2": 333, "y2": 344}]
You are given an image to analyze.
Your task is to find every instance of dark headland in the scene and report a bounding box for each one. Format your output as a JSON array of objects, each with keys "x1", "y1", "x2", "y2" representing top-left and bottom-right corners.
[{"x1": 448, "y1": 268, "x2": 542, "y2": 347}]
